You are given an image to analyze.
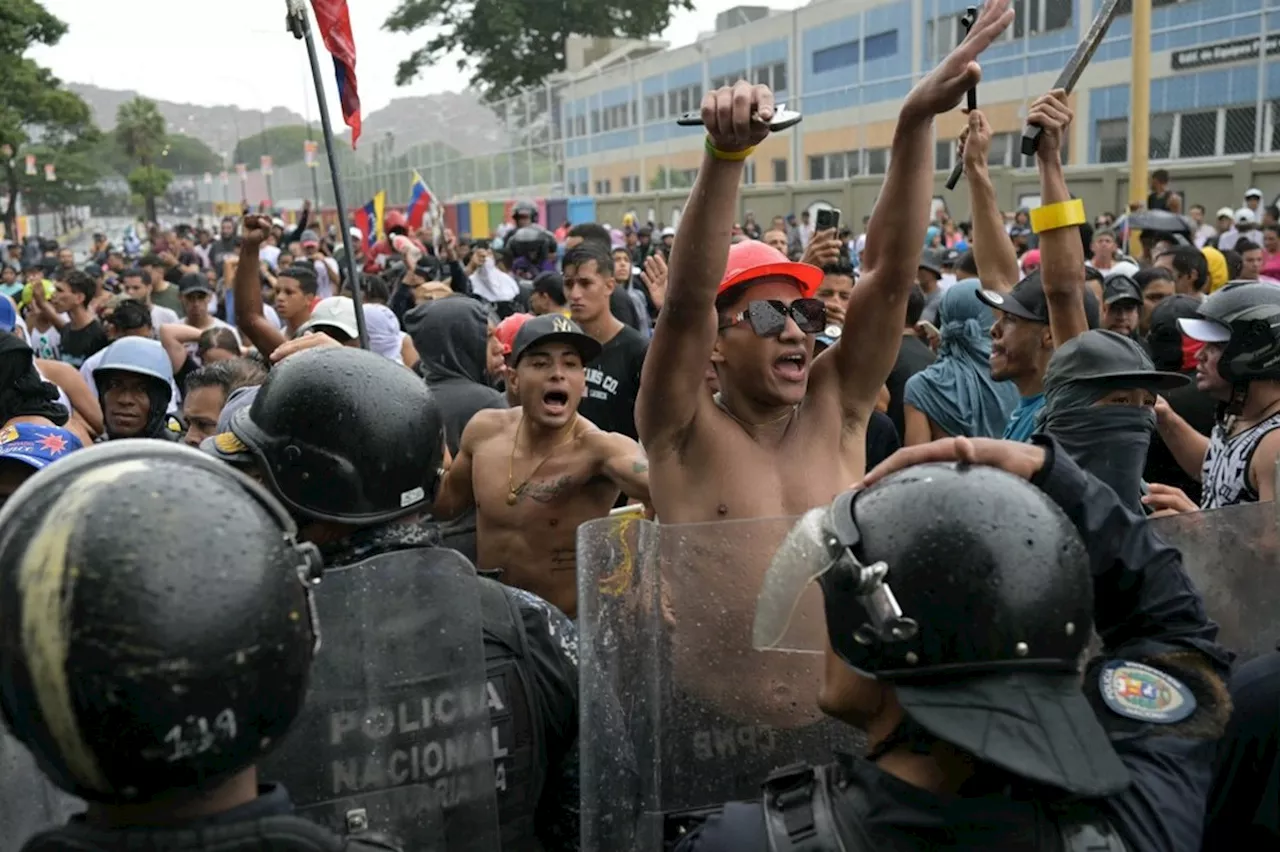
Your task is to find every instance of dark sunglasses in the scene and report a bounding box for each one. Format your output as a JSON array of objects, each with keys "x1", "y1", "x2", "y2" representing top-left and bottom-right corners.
[{"x1": 719, "y1": 298, "x2": 827, "y2": 337}]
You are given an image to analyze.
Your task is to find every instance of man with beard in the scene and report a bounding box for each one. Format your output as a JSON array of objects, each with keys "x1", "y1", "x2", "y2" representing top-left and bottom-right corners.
[
  {"x1": 638, "y1": 9, "x2": 1015, "y2": 528},
  {"x1": 1154, "y1": 282, "x2": 1280, "y2": 510},
  {"x1": 1101, "y1": 274, "x2": 1143, "y2": 337},
  {"x1": 434, "y1": 314, "x2": 650, "y2": 618},
  {"x1": 92, "y1": 337, "x2": 181, "y2": 441},
  {"x1": 207, "y1": 346, "x2": 582, "y2": 850}
]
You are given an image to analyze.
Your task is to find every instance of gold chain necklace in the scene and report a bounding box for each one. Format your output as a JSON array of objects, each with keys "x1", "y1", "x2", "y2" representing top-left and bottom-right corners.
[{"x1": 507, "y1": 415, "x2": 579, "y2": 505}]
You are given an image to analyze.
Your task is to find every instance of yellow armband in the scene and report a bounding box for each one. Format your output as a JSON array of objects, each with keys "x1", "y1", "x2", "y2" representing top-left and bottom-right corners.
[
  {"x1": 1030, "y1": 199, "x2": 1086, "y2": 234},
  {"x1": 705, "y1": 136, "x2": 755, "y2": 162}
]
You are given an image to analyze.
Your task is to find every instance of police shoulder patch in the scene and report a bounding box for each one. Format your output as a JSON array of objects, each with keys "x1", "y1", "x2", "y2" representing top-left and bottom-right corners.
[{"x1": 1099, "y1": 659, "x2": 1197, "y2": 724}]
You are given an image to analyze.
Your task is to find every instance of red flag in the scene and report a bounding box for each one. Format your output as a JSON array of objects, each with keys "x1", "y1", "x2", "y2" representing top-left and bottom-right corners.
[{"x1": 310, "y1": 0, "x2": 362, "y2": 147}]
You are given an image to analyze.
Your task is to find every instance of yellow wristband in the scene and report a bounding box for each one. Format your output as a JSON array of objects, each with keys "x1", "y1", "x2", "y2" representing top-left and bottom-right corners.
[
  {"x1": 1029, "y1": 199, "x2": 1086, "y2": 234},
  {"x1": 705, "y1": 136, "x2": 755, "y2": 162}
]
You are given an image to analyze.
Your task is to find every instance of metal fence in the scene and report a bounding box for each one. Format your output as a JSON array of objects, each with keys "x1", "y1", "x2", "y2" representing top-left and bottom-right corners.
[{"x1": 186, "y1": 0, "x2": 1280, "y2": 212}]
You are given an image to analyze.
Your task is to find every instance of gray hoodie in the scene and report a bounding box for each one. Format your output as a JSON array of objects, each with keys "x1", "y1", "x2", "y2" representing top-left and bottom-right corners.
[{"x1": 405, "y1": 296, "x2": 507, "y2": 455}]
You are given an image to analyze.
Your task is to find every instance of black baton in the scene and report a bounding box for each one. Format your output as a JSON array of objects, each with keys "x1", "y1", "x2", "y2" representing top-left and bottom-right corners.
[{"x1": 944, "y1": 7, "x2": 979, "y2": 192}]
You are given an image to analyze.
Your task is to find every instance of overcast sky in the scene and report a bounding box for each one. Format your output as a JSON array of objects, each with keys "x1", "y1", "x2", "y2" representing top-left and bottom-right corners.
[{"x1": 29, "y1": 0, "x2": 804, "y2": 123}]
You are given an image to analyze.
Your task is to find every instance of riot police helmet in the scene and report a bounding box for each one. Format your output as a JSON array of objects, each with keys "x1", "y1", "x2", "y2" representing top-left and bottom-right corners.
[
  {"x1": 1178, "y1": 281, "x2": 1280, "y2": 383},
  {"x1": 512, "y1": 200, "x2": 537, "y2": 224},
  {"x1": 229, "y1": 346, "x2": 446, "y2": 524},
  {"x1": 0, "y1": 440, "x2": 322, "y2": 803},
  {"x1": 755, "y1": 462, "x2": 1130, "y2": 796}
]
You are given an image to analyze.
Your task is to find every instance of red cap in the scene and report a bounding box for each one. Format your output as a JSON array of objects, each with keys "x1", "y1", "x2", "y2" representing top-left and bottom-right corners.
[
  {"x1": 495, "y1": 313, "x2": 533, "y2": 355},
  {"x1": 1021, "y1": 248, "x2": 1042, "y2": 269},
  {"x1": 717, "y1": 240, "x2": 823, "y2": 299}
]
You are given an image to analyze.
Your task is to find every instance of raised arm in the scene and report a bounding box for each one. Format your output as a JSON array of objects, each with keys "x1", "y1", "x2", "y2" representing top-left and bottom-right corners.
[
  {"x1": 159, "y1": 322, "x2": 201, "y2": 374},
  {"x1": 233, "y1": 215, "x2": 287, "y2": 359},
  {"x1": 1029, "y1": 90, "x2": 1088, "y2": 346},
  {"x1": 635, "y1": 82, "x2": 774, "y2": 455},
  {"x1": 962, "y1": 111, "x2": 1020, "y2": 292},
  {"x1": 824, "y1": 0, "x2": 1014, "y2": 418}
]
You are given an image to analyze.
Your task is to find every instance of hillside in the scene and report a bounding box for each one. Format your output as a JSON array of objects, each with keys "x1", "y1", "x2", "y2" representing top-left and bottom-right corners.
[{"x1": 69, "y1": 84, "x2": 511, "y2": 166}]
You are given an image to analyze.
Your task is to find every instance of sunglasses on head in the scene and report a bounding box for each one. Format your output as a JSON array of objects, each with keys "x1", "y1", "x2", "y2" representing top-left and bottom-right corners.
[{"x1": 719, "y1": 298, "x2": 827, "y2": 337}]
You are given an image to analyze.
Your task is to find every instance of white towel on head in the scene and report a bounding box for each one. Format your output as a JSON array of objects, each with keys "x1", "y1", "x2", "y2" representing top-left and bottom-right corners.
[{"x1": 363, "y1": 304, "x2": 403, "y2": 362}]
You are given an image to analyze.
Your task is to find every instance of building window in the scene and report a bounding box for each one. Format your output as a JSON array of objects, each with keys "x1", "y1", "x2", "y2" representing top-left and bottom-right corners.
[
  {"x1": 1042, "y1": 0, "x2": 1072, "y2": 33},
  {"x1": 742, "y1": 160, "x2": 756, "y2": 185},
  {"x1": 772, "y1": 157, "x2": 788, "y2": 182},
  {"x1": 711, "y1": 70, "x2": 747, "y2": 90},
  {"x1": 935, "y1": 139, "x2": 953, "y2": 171},
  {"x1": 591, "y1": 111, "x2": 600, "y2": 134},
  {"x1": 863, "y1": 30, "x2": 898, "y2": 61},
  {"x1": 1150, "y1": 113, "x2": 1174, "y2": 160},
  {"x1": 575, "y1": 115, "x2": 586, "y2": 136},
  {"x1": 866, "y1": 148, "x2": 889, "y2": 174},
  {"x1": 1225, "y1": 106, "x2": 1257, "y2": 155},
  {"x1": 808, "y1": 155, "x2": 826, "y2": 180},
  {"x1": 813, "y1": 40, "x2": 859, "y2": 74},
  {"x1": 645, "y1": 94, "x2": 665, "y2": 122},
  {"x1": 631, "y1": 101, "x2": 638, "y2": 126},
  {"x1": 988, "y1": 132, "x2": 1013, "y2": 166},
  {"x1": 668, "y1": 91, "x2": 679, "y2": 115},
  {"x1": 1097, "y1": 118, "x2": 1127, "y2": 163},
  {"x1": 595, "y1": 179, "x2": 612, "y2": 195},
  {"x1": 620, "y1": 175, "x2": 641, "y2": 193},
  {"x1": 750, "y1": 62, "x2": 788, "y2": 92},
  {"x1": 1179, "y1": 110, "x2": 1217, "y2": 159}
]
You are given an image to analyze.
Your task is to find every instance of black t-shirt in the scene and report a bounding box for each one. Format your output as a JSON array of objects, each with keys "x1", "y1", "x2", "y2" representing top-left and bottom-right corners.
[
  {"x1": 579, "y1": 325, "x2": 647, "y2": 439},
  {"x1": 866, "y1": 410, "x2": 901, "y2": 469},
  {"x1": 58, "y1": 319, "x2": 108, "y2": 368},
  {"x1": 609, "y1": 286, "x2": 642, "y2": 331},
  {"x1": 885, "y1": 335, "x2": 937, "y2": 440}
]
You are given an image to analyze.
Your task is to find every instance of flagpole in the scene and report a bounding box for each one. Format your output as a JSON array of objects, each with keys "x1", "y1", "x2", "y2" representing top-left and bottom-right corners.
[{"x1": 286, "y1": 0, "x2": 368, "y2": 349}]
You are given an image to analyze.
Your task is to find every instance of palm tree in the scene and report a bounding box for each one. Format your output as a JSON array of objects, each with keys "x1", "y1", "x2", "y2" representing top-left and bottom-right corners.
[{"x1": 115, "y1": 98, "x2": 168, "y2": 223}]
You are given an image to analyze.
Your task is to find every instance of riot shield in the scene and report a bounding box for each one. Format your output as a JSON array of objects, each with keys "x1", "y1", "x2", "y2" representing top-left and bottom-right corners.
[
  {"x1": 260, "y1": 548, "x2": 500, "y2": 851},
  {"x1": 0, "y1": 725, "x2": 83, "y2": 852},
  {"x1": 1150, "y1": 500, "x2": 1280, "y2": 660},
  {"x1": 578, "y1": 515, "x2": 863, "y2": 851}
]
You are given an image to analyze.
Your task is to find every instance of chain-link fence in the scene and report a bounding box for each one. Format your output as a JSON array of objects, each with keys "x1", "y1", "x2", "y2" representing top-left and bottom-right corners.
[{"x1": 190, "y1": 0, "x2": 1280, "y2": 213}]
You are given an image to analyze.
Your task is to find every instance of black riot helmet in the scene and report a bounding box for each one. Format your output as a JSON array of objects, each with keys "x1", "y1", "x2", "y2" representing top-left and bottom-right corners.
[
  {"x1": 507, "y1": 225, "x2": 557, "y2": 263},
  {"x1": 512, "y1": 200, "x2": 537, "y2": 224},
  {"x1": 756, "y1": 462, "x2": 1129, "y2": 796},
  {"x1": 1178, "y1": 281, "x2": 1280, "y2": 384},
  {"x1": 0, "y1": 440, "x2": 322, "y2": 804},
  {"x1": 229, "y1": 346, "x2": 446, "y2": 525}
]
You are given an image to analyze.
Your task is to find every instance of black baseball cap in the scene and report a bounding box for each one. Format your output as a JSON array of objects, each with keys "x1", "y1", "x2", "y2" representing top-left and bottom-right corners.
[
  {"x1": 1102, "y1": 275, "x2": 1143, "y2": 306},
  {"x1": 178, "y1": 272, "x2": 212, "y2": 296},
  {"x1": 918, "y1": 249, "x2": 943, "y2": 277},
  {"x1": 977, "y1": 271, "x2": 1101, "y2": 329},
  {"x1": 1044, "y1": 329, "x2": 1188, "y2": 394},
  {"x1": 511, "y1": 314, "x2": 601, "y2": 366}
]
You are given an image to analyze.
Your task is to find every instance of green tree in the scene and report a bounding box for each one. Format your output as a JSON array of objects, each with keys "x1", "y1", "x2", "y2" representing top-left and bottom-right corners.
[
  {"x1": 115, "y1": 97, "x2": 169, "y2": 223},
  {"x1": 19, "y1": 135, "x2": 106, "y2": 232},
  {"x1": 158, "y1": 133, "x2": 222, "y2": 175},
  {"x1": 0, "y1": 0, "x2": 96, "y2": 238},
  {"x1": 232, "y1": 125, "x2": 346, "y2": 171},
  {"x1": 384, "y1": 0, "x2": 693, "y2": 100}
]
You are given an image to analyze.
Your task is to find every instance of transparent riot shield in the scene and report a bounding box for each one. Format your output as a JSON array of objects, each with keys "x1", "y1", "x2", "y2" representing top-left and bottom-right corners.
[
  {"x1": 578, "y1": 514, "x2": 863, "y2": 851},
  {"x1": 260, "y1": 549, "x2": 499, "y2": 851},
  {"x1": 1150, "y1": 500, "x2": 1280, "y2": 660},
  {"x1": 0, "y1": 725, "x2": 83, "y2": 852}
]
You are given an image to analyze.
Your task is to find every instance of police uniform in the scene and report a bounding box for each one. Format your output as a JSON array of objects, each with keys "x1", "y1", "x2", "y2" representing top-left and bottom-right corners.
[{"x1": 678, "y1": 438, "x2": 1230, "y2": 852}]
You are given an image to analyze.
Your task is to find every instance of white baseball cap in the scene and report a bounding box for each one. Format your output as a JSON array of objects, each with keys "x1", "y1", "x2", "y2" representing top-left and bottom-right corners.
[
  {"x1": 1236, "y1": 207, "x2": 1258, "y2": 225},
  {"x1": 297, "y1": 296, "x2": 359, "y2": 339},
  {"x1": 1216, "y1": 206, "x2": 1235, "y2": 220},
  {"x1": 1245, "y1": 188, "x2": 1264, "y2": 200}
]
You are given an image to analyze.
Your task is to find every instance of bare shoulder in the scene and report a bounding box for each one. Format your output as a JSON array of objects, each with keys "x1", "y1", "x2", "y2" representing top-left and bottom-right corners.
[
  {"x1": 580, "y1": 424, "x2": 642, "y2": 459},
  {"x1": 462, "y1": 407, "x2": 516, "y2": 450}
]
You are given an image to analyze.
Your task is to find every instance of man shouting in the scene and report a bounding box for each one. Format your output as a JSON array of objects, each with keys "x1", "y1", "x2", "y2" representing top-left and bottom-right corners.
[{"x1": 434, "y1": 314, "x2": 650, "y2": 617}]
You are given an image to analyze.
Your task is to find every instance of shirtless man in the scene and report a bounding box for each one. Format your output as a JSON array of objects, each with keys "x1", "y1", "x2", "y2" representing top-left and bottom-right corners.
[
  {"x1": 640, "y1": 7, "x2": 1012, "y2": 524},
  {"x1": 434, "y1": 314, "x2": 650, "y2": 617},
  {"x1": 631, "y1": 1, "x2": 1014, "y2": 721}
]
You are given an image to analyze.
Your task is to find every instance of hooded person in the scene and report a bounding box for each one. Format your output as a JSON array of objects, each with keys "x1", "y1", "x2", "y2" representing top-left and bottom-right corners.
[
  {"x1": 902, "y1": 280, "x2": 1020, "y2": 444},
  {"x1": 0, "y1": 335, "x2": 70, "y2": 429},
  {"x1": 404, "y1": 295, "x2": 507, "y2": 455},
  {"x1": 91, "y1": 337, "x2": 180, "y2": 442},
  {"x1": 1037, "y1": 329, "x2": 1187, "y2": 511}
]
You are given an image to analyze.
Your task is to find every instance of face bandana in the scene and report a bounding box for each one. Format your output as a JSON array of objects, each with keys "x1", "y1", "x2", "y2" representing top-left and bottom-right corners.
[{"x1": 1039, "y1": 380, "x2": 1156, "y2": 512}]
